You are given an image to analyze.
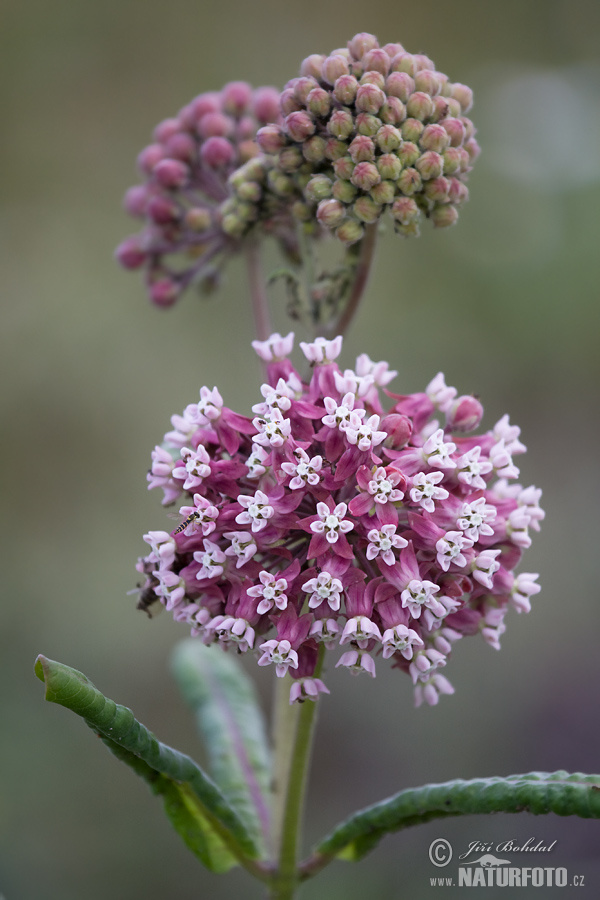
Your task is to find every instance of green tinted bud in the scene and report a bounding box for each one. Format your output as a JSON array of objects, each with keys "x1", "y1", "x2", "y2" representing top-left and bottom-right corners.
[
  {"x1": 334, "y1": 75, "x2": 359, "y2": 105},
  {"x1": 395, "y1": 219, "x2": 420, "y2": 238},
  {"x1": 377, "y1": 153, "x2": 402, "y2": 180},
  {"x1": 376, "y1": 124, "x2": 402, "y2": 152},
  {"x1": 300, "y1": 54, "x2": 325, "y2": 79},
  {"x1": 221, "y1": 213, "x2": 246, "y2": 238},
  {"x1": 336, "y1": 218, "x2": 365, "y2": 244},
  {"x1": 370, "y1": 180, "x2": 395, "y2": 205},
  {"x1": 431, "y1": 203, "x2": 459, "y2": 227},
  {"x1": 295, "y1": 170, "x2": 312, "y2": 192},
  {"x1": 397, "y1": 141, "x2": 420, "y2": 166},
  {"x1": 332, "y1": 178, "x2": 357, "y2": 203},
  {"x1": 267, "y1": 170, "x2": 295, "y2": 196},
  {"x1": 355, "y1": 113, "x2": 381, "y2": 136},
  {"x1": 351, "y1": 161, "x2": 381, "y2": 191},
  {"x1": 328, "y1": 109, "x2": 354, "y2": 140},
  {"x1": 465, "y1": 138, "x2": 480, "y2": 162},
  {"x1": 414, "y1": 69, "x2": 442, "y2": 96},
  {"x1": 302, "y1": 135, "x2": 327, "y2": 162},
  {"x1": 348, "y1": 32, "x2": 378, "y2": 60},
  {"x1": 389, "y1": 52, "x2": 417, "y2": 77},
  {"x1": 385, "y1": 72, "x2": 415, "y2": 102},
  {"x1": 348, "y1": 135, "x2": 375, "y2": 162},
  {"x1": 419, "y1": 124, "x2": 450, "y2": 153},
  {"x1": 292, "y1": 200, "x2": 313, "y2": 221},
  {"x1": 424, "y1": 175, "x2": 450, "y2": 202},
  {"x1": 406, "y1": 91, "x2": 435, "y2": 121},
  {"x1": 397, "y1": 167, "x2": 422, "y2": 195},
  {"x1": 430, "y1": 96, "x2": 450, "y2": 123},
  {"x1": 462, "y1": 117, "x2": 476, "y2": 141},
  {"x1": 294, "y1": 76, "x2": 319, "y2": 105},
  {"x1": 442, "y1": 147, "x2": 462, "y2": 175},
  {"x1": 415, "y1": 150, "x2": 444, "y2": 180},
  {"x1": 304, "y1": 174, "x2": 333, "y2": 202},
  {"x1": 278, "y1": 146, "x2": 304, "y2": 172},
  {"x1": 451, "y1": 83, "x2": 474, "y2": 113},
  {"x1": 391, "y1": 196, "x2": 419, "y2": 224},
  {"x1": 307, "y1": 87, "x2": 332, "y2": 118},
  {"x1": 184, "y1": 207, "x2": 212, "y2": 232},
  {"x1": 356, "y1": 83, "x2": 386, "y2": 114},
  {"x1": 448, "y1": 177, "x2": 469, "y2": 204},
  {"x1": 360, "y1": 71, "x2": 386, "y2": 90},
  {"x1": 413, "y1": 53, "x2": 436, "y2": 72},
  {"x1": 380, "y1": 97, "x2": 406, "y2": 125},
  {"x1": 401, "y1": 118, "x2": 424, "y2": 142},
  {"x1": 316, "y1": 198, "x2": 346, "y2": 228},
  {"x1": 236, "y1": 180, "x2": 262, "y2": 202},
  {"x1": 445, "y1": 97, "x2": 462, "y2": 118},
  {"x1": 333, "y1": 155, "x2": 355, "y2": 180},
  {"x1": 324, "y1": 138, "x2": 348, "y2": 161}
]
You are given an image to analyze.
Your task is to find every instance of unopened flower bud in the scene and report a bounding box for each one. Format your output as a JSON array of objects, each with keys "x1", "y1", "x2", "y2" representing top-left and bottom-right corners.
[
  {"x1": 137, "y1": 144, "x2": 164, "y2": 175},
  {"x1": 419, "y1": 124, "x2": 450, "y2": 153},
  {"x1": 267, "y1": 169, "x2": 295, "y2": 196},
  {"x1": 448, "y1": 177, "x2": 469, "y2": 204},
  {"x1": 252, "y1": 86, "x2": 280, "y2": 123},
  {"x1": 362, "y1": 47, "x2": 391, "y2": 75},
  {"x1": 380, "y1": 413, "x2": 412, "y2": 447},
  {"x1": 414, "y1": 69, "x2": 441, "y2": 96},
  {"x1": 430, "y1": 203, "x2": 458, "y2": 227},
  {"x1": 446, "y1": 395, "x2": 484, "y2": 432},
  {"x1": 370, "y1": 180, "x2": 395, "y2": 205},
  {"x1": 328, "y1": 109, "x2": 354, "y2": 140},
  {"x1": 336, "y1": 219, "x2": 364, "y2": 244},
  {"x1": 292, "y1": 200, "x2": 312, "y2": 221},
  {"x1": 333, "y1": 155, "x2": 355, "y2": 180},
  {"x1": 153, "y1": 118, "x2": 180, "y2": 143},
  {"x1": 380, "y1": 97, "x2": 406, "y2": 125},
  {"x1": 123, "y1": 185, "x2": 148, "y2": 217},
  {"x1": 401, "y1": 118, "x2": 424, "y2": 142},
  {"x1": 429, "y1": 96, "x2": 450, "y2": 123},
  {"x1": 257, "y1": 124, "x2": 286, "y2": 154},
  {"x1": 390, "y1": 52, "x2": 417, "y2": 77},
  {"x1": 316, "y1": 198, "x2": 346, "y2": 228},
  {"x1": 280, "y1": 88, "x2": 302, "y2": 116},
  {"x1": 356, "y1": 83, "x2": 386, "y2": 114},
  {"x1": 375, "y1": 124, "x2": 402, "y2": 152},
  {"x1": 300, "y1": 54, "x2": 325, "y2": 79},
  {"x1": 397, "y1": 167, "x2": 422, "y2": 195},
  {"x1": 385, "y1": 71, "x2": 415, "y2": 102},
  {"x1": 451, "y1": 83, "x2": 473, "y2": 112},
  {"x1": 348, "y1": 32, "x2": 379, "y2": 59},
  {"x1": 465, "y1": 138, "x2": 481, "y2": 162},
  {"x1": 442, "y1": 117, "x2": 466, "y2": 147},
  {"x1": 221, "y1": 81, "x2": 253, "y2": 115},
  {"x1": 236, "y1": 180, "x2": 262, "y2": 203},
  {"x1": 278, "y1": 146, "x2": 304, "y2": 172},
  {"x1": 115, "y1": 236, "x2": 146, "y2": 269},
  {"x1": 322, "y1": 54, "x2": 350, "y2": 85},
  {"x1": 391, "y1": 196, "x2": 419, "y2": 224},
  {"x1": 307, "y1": 87, "x2": 332, "y2": 118},
  {"x1": 415, "y1": 150, "x2": 444, "y2": 180},
  {"x1": 332, "y1": 179, "x2": 357, "y2": 203},
  {"x1": 413, "y1": 53, "x2": 435, "y2": 72},
  {"x1": 349, "y1": 135, "x2": 376, "y2": 162},
  {"x1": 351, "y1": 161, "x2": 381, "y2": 191},
  {"x1": 353, "y1": 195, "x2": 382, "y2": 223},
  {"x1": 333, "y1": 74, "x2": 359, "y2": 105},
  {"x1": 304, "y1": 174, "x2": 333, "y2": 202},
  {"x1": 442, "y1": 147, "x2": 462, "y2": 175},
  {"x1": 148, "y1": 195, "x2": 179, "y2": 224},
  {"x1": 424, "y1": 176, "x2": 450, "y2": 202},
  {"x1": 377, "y1": 153, "x2": 402, "y2": 180},
  {"x1": 397, "y1": 141, "x2": 420, "y2": 166},
  {"x1": 185, "y1": 207, "x2": 212, "y2": 231},
  {"x1": 324, "y1": 138, "x2": 347, "y2": 161},
  {"x1": 355, "y1": 113, "x2": 382, "y2": 136},
  {"x1": 286, "y1": 111, "x2": 316, "y2": 142},
  {"x1": 154, "y1": 158, "x2": 189, "y2": 189},
  {"x1": 198, "y1": 112, "x2": 233, "y2": 139},
  {"x1": 360, "y1": 70, "x2": 386, "y2": 90},
  {"x1": 302, "y1": 135, "x2": 327, "y2": 163},
  {"x1": 395, "y1": 219, "x2": 420, "y2": 237},
  {"x1": 150, "y1": 278, "x2": 179, "y2": 307},
  {"x1": 406, "y1": 91, "x2": 435, "y2": 121},
  {"x1": 201, "y1": 136, "x2": 234, "y2": 167},
  {"x1": 294, "y1": 76, "x2": 319, "y2": 105}
]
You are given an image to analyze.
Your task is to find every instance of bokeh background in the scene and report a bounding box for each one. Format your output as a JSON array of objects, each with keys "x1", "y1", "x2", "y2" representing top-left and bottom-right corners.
[{"x1": 2, "y1": 0, "x2": 599, "y2": 897}]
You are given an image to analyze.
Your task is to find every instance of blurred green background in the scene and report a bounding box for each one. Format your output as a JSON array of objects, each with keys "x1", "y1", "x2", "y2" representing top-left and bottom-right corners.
[{"x1": 2, "y1": 0, "x2": 599, "y2": 897}]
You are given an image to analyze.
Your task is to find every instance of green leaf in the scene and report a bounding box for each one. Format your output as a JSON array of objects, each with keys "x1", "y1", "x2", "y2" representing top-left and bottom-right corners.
[
  {"x1": 171, "y1": 640, "x2": 272, "y2": 855},
  {"x1": 34, "y1": 655, "x2": 261, "y2": 871},
  {"x1": 311, "y1": 771, "x2": 600, "y2": 865}
]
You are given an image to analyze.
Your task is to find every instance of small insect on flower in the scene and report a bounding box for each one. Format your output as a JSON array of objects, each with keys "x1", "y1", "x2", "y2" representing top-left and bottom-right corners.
[{"x1": 173, "y1": 511, "x2": 200, "y2": 534}]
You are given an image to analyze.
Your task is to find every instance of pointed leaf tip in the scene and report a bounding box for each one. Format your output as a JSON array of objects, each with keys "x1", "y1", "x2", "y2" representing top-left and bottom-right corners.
[{"x1": 34, "y1": 655, "x2": 47, "y2": 683}]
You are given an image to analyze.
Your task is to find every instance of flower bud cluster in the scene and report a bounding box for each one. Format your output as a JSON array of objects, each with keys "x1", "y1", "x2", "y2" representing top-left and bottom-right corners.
[
  {"x1": 115, "y1": 82, "x2": 295, "y2": 306},
  {"x1": 253, "y1": 32, "x2": 479, "y2": 243},
  {"x1": 137, "y1": 335, "x2": 542, "y2": 706}
]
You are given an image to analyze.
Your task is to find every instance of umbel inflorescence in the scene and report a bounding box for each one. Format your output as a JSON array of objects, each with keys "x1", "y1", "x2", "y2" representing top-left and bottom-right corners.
[{"x1": 137, "y1": 335, "x2": 543, "y2": 706}]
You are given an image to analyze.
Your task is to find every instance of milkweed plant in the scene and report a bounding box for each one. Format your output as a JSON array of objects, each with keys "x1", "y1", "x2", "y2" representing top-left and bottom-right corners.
[{"x1": 36, "y1": 31, "x2": 600, "y2": 900}]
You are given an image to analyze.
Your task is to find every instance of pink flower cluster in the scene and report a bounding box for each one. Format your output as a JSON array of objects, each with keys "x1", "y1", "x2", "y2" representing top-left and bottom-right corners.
[
  {"x1": 137, "y1": 334, "x2": 543, "y2": 705},
  {"x1": 115, "y1": 81, "x2": 292, "y2": 306}
]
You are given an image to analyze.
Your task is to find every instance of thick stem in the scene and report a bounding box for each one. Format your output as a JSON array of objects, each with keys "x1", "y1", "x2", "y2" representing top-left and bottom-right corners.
[
  {"x1": 245, "y1": 238, "x2": 272, "y2": 343},
  {"x1": 267, "y1": 645, "x2": 326, "y2": 900},
  {"x1": 325, "y1": 222, "x2": 378, "y2": 340}
]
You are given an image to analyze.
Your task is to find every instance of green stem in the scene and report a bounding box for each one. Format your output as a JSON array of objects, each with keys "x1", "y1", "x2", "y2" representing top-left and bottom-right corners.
[
  {"x1": 325, "y1": 222, "x2": 378, "y2": 340},
  {"x1": 268, "y1": 645, "x2": 326, "y2": 900},
  {"x1": 245, "y1": 238, "x2": 272, "y2": 343}
]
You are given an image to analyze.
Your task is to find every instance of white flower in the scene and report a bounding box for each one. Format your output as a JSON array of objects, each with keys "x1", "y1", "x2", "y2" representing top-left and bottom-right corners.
[{"x1": 310, "y1": 502, "x2": 353, "y2": 544}]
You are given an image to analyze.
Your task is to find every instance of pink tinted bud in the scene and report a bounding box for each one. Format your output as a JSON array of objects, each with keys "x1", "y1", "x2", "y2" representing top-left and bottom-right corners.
[
  {"x1": 333, "y1": 74, "x2": 359, "y2": 105},
  {"x1": 355, "y1": 113, "x2": 382, "y2": 136},
  {"x1": 322, "y1": 54, "x2": 350, "y2": 85},
  {"x1": 380, "y1": 413, "x2": 412, "y2": 448},
  {"x1": 391, "y1": 196, "x2": 419, "y2": 225},
  {"x1": 150, "y1": 278, "x2": 179, "y2": 307},
  {"x1": 430, "y1": 96, "x2": 450, "y2": 123},
  {"x1": 153, "y1": 118, "x2": 181, "y2": 143},
  {"x1": 153, "y1": 158, "x2": 189, "y2": 189},
  {"x1": 348, "y1": 135, "x2": 375, "y2": 163},
  {"x1": 256, "y1": 124, "x2": 286, "y2": 154},
  {"x1": 413, "y1": 54, "x2": 435, "y2": 72},
  {"x1": 306, "y1": 87, "x2": 331, "y2": 118},
  {"x1": 397, "y1": 167, "x2": 422, "y2": 195},
  {"x1": 328, "y1": 109, "x2": 354, "y2": 140},
  {"x1": 165, "y1": 132, "x2": 196, "y2": 162},
  {"x1": 317, "y1": 198, "x2": 346, "y2": 228},
  {"x1": 362, "y1": 48, "x2": 391, "y2": 75},
  {"x1": 336, "y1": 219, "x2": 364, "y2": 244},
  {"x1": 324, "y1": 138, "x2": 347, "y2": 161},
  {"x1": 447, "y1": 395, "x2": 483, "y2": 432},
  {"x1": 390, "y1": 52, "x2": 417, "y2": 77},
  {"x1": 280, "y1": 88, "x2": 301, "y2": 116},
  {"x1": 424, "y1": 176, "x2": 450, "y2": 202},
  {"x1": 300, "y1": 54, "x2": 325, "y2": 79},
  {"x1": 189, "y1": 93, "x2": 221, "y2": 123},
  {"x1": 442, "y1": 117, "x2": 466, "y2": 147},
  {"x1": 383, "y1": 42, "x2": 405, "y2": 57},
  {"x1": 115, "y1": 236, "x2": 146, "y2": 269},
  {"x1": 448, "y1": 178, "x2": 469, "y2": 204},
  {"x1": 465, "y1": 138, "x2": 481, "y2": 162},
  {"x1": 451, "y1": 83, "x2": 474, "y2": 112},
  {"x1": 355, "y1": 83, "x2": 386, "y2": 114},
  {"x1": 286, "y1": 111, "x2": 315, "y2": 142},
  {"x1": 197, "y1": 112, "x2": 232, "y2": 139},
  {"x1": 293, "y1": 76, "x2": 319, "y2": 105},
  {"x1": 252, "y1": 86, "x2": 281, "y2": 123},
  {"x1": 406, "y1": 91, "x2": 435, "y2": 121},
  {"x1": 148, "y1": 195, "x2": 179, "y2": 224},
  {"x1": 415, "y1": 150, "x2": 444, "y2": 180},
  {"x1": 348, "y1": 32, "x2": 379, "y2": 59},
  {"x1": 351, "y1": 161, "x2": 381, "y2": 191},
  {"x1": 360, "y1": 70, "x2": 385, "y2": 90},
  {"x1": 419, "y1": 124, "x2": 450, "y2": 153},
  {"x1": 386, "y1": 71, "x2": 415, "y2": 102},
  {"x1": 185, "y1": 207, "x2": 212, "y2": 231},
  {"x1": 137, "y1": 143, "x2": 164, "y2": 175},
  {"x1": 414, "y1": 69, "x2": 441, "y2": 96},
  {"x1": 398, "y1": 141, "x2": 420, "y2": 166},
  {"x1": 201, "y1": 136, "x2": 234, "y2": 167},
  {"x1": 123, "y1": 185, "x2": 148, "y2": 217},
  {"x1": 431, "y1": 204, "x2": 458, "y2": 228},
  {"x1": 221, "y1": 81, "x2": 252, "y2": 115},
  {"x1": 380, "y1": 97, "x2": 406, "y2": 126}
]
